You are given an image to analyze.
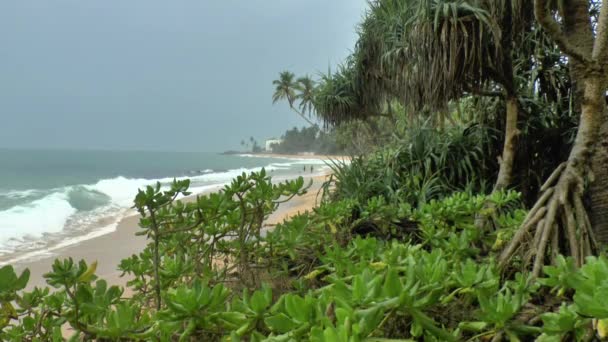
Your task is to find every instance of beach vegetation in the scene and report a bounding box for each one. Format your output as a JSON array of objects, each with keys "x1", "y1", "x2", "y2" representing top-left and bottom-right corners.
[
  {"x1": 273, "y1": 0, "x2": 608, "y2": 266},
  {"x1": 2, "y1": 0, "x2": 608, "y2": 340},
  {"x1": 2, "y1": 168, "x2": 608, "y2": 340}
]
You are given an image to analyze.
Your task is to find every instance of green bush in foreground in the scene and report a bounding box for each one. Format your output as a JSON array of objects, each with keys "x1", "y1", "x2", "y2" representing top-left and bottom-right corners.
[{"x1": 1, "y1": 171, "x2": 607, "y2": 341}]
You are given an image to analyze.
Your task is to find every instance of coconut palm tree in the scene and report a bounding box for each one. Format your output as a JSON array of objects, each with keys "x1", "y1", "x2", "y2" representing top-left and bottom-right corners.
[
  {"x1": 295, "y1": 75, "x2": 316, "y2": 116},
  {"x1": 272, "y1": 71, "x2": 297, "y2": 107},
  {"x1": 272, "y1": 71, "x2": 316, "y2": 126}
]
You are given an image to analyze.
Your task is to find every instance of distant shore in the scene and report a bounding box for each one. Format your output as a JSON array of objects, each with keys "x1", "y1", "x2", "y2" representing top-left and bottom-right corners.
[
  {"x1": 13, "y1": 172, "x2": 330, "y2": 290},
  {"x1": 240, "y1": 152, "x2": 351, "y2": 161}
]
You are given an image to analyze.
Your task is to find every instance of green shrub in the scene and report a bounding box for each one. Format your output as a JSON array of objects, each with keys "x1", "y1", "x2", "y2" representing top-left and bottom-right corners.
[
  {"x1": 325, "y1": 122, "x2": 498, "y2": 212},
  {"x1": 1, "y1": 171, "x2": 607, "y2": 341}
]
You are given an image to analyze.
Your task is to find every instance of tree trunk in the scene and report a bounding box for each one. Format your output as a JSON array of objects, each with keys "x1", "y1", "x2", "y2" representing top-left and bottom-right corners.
[
  {"x1": 589, "y1": 110, "x2": 608, "y2": 246},
  {"x1": 499, "y1": 0, "x2": 608, "y2": 272},
  {"x1": 561, "y1": 0, "x2": 608, "y2": 248},
  {"x1": 569, "y1": 77, "x2": 606, "y2": 178},
  {"x1": 292, "y1": 106, "x2": 317, "y2": 126},
  {"x1": 499, "y1": 74, "x2": 606, "y2": 274},
  {"x1": 474, "y1": 96, "x2": 518, "y2": 230},
  {"x1": 493, "y1": 96, "x2": 519, "y2": 191},
  {"x1": 576, "y1": 0, "x2": 608, "y2": 248}
]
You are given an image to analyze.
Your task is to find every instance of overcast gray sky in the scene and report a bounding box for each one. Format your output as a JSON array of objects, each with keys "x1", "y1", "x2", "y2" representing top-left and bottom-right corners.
[{"x1": 0, "y1": 1, "x2": 367, "y2": 152}]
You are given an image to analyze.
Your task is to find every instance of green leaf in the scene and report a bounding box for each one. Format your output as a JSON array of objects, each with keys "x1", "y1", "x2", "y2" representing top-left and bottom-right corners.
[
  {"x1": 540, "y1": 304, "x2": 579, "y2": 335},
  {"x1": 77, "y1": 261, "x2": 97, "y2": 283},
  {"x1": 383, "y1": 268, "x2": 403, "y2": 298},
  {"x1": 0, "y1": 266, "x2": 18, "y2": 293},
  {"x1": 265, "y1": 313, "x2": 300, "y2": 333},
  {"x1": 15, "y1": 268, "x2": 30, "y2": 291},
  {"x1": 284, "y1": 295, "x2": 308, "y2": 323},
  {"x1": 218, "y1": 312, "x2": 247, "y2": 328},
  {"x1": 250, "y1": 290, "x2": 270, "y2": 314},
  {"x1": 323, "y1": 327, "x2": 340, "y2": 342},
  {"x1": 458, "y1": 321, "x2": 489, "y2": 332}
]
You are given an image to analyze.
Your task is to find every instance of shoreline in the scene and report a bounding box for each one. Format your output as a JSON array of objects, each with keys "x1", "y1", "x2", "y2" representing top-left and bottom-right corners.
[
  {"x1": 238, "y1": 152, "x2": 351, "y2": 161},
  {"x1": 0, "y1": 153, "x2": 341, "y2": 269},
  {"x1": 12, "y1": 172, "x2": 330, "y2": 290}
]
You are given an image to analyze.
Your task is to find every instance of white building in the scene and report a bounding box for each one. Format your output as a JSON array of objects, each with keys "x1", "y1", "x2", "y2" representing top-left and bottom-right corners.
[{"x1": 265, "y1": 139, "x2": 283, "y2": 152}]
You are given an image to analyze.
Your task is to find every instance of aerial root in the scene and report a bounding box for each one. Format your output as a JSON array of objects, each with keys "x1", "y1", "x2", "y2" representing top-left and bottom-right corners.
[
  {"x1": 498, "y1": 162, "x2": 597, "y2": 276},
  {"x1": 498, "y1": 190, "x2": 551, "y2": 267},
  {"x1": 540, "y1": 163, "x2": 567, "y2": 193}
]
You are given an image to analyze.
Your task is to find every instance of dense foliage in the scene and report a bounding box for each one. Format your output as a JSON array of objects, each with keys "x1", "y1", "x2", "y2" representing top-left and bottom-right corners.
[
  {"x1": 269, "y1": 125, "x2": 342, "y2": 155},
  {"x1": 1, "y1": 166, "x2": 608, "y2": 340},
  {"x1": 2, "y1": 0, "x2": 607, "y2": 340},
  {"x1": 273, "y1": 0, "x2": 608, "y2": 281}
]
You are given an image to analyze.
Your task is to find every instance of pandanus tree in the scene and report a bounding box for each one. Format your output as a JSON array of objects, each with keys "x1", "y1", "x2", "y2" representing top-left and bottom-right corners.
[
  {"x1": 313, "y1": 64, "x2": 359, "y2": 126},
  {"x1": 272, "y1": 71, "x2": 317, "y2": 126},
  {"x1": 351, "y1": 0, "x2": 536, "y2": 192},
  {"x1": 311, "y1": 0, "x2": 608, "y2": 272},
  {"x1": 500, "y1": 0, "x2": 608, "y2": 275},
  {"x1": 358, "y1": 0, "x2": 608, "y2": 273},
  {"x1": 585, "y1": 0, "x2": 608, "y2": 248}
]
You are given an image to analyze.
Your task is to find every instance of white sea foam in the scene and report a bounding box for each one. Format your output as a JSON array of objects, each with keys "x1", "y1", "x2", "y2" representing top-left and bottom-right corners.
[
  {"x1": 85, "y1": 176, "x2": 151, "y2": 207},
  {"x1": 0, "y1": 192, "x2": 77, "y2": 244}
]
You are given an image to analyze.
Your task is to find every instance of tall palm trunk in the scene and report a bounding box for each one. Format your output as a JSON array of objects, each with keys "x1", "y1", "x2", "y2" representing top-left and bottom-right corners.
[
  {"x1": 493, "y1": 96, "x2": 519, "y2": 191},
  {"x1": 474, "y1": 96, "x2": 519, "y2": 230},
  {"x1": 288, "y1": 100, "x2": 317, "y2": 127},
  {"x1": 492, "y1": 1, "x2": 520, "y2": 192}
]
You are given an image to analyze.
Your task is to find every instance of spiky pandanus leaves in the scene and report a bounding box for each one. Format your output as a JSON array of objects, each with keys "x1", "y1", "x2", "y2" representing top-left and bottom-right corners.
[
  {"x1": 402, "y1": 1, "x2": 500, "y2": 110},
  {"x1": 313, "y1": 64, "x2": 360, "y2": 127},
  {"x1": 347, "y1": 0, "x2": 536, "y2": 204},
  {"x1": 356, "y1": 0, "x2": 530, "y2": 113},
  {"x1": 314, "y1": 0, "x2": 535, "y2": 127}
]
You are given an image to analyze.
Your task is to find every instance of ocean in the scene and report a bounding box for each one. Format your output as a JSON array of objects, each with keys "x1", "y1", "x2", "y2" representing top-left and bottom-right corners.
[{"x1": 0, "y1": 149, "x2": 327, "y2": 264}]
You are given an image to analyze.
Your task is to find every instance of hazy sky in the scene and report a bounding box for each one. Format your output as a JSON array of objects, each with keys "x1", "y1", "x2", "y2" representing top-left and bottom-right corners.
[{"x1": 0, "y1": 1, "x2": 367, "y2": 152}]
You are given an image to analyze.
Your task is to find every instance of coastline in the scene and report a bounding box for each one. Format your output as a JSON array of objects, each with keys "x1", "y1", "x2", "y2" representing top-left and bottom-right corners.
[
  {"x1": 241, "y1": 152, "x2": 351, "y2": 161},
  {"x1": 13, "y1": 172, "x2": 330, "y2": 290}
]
